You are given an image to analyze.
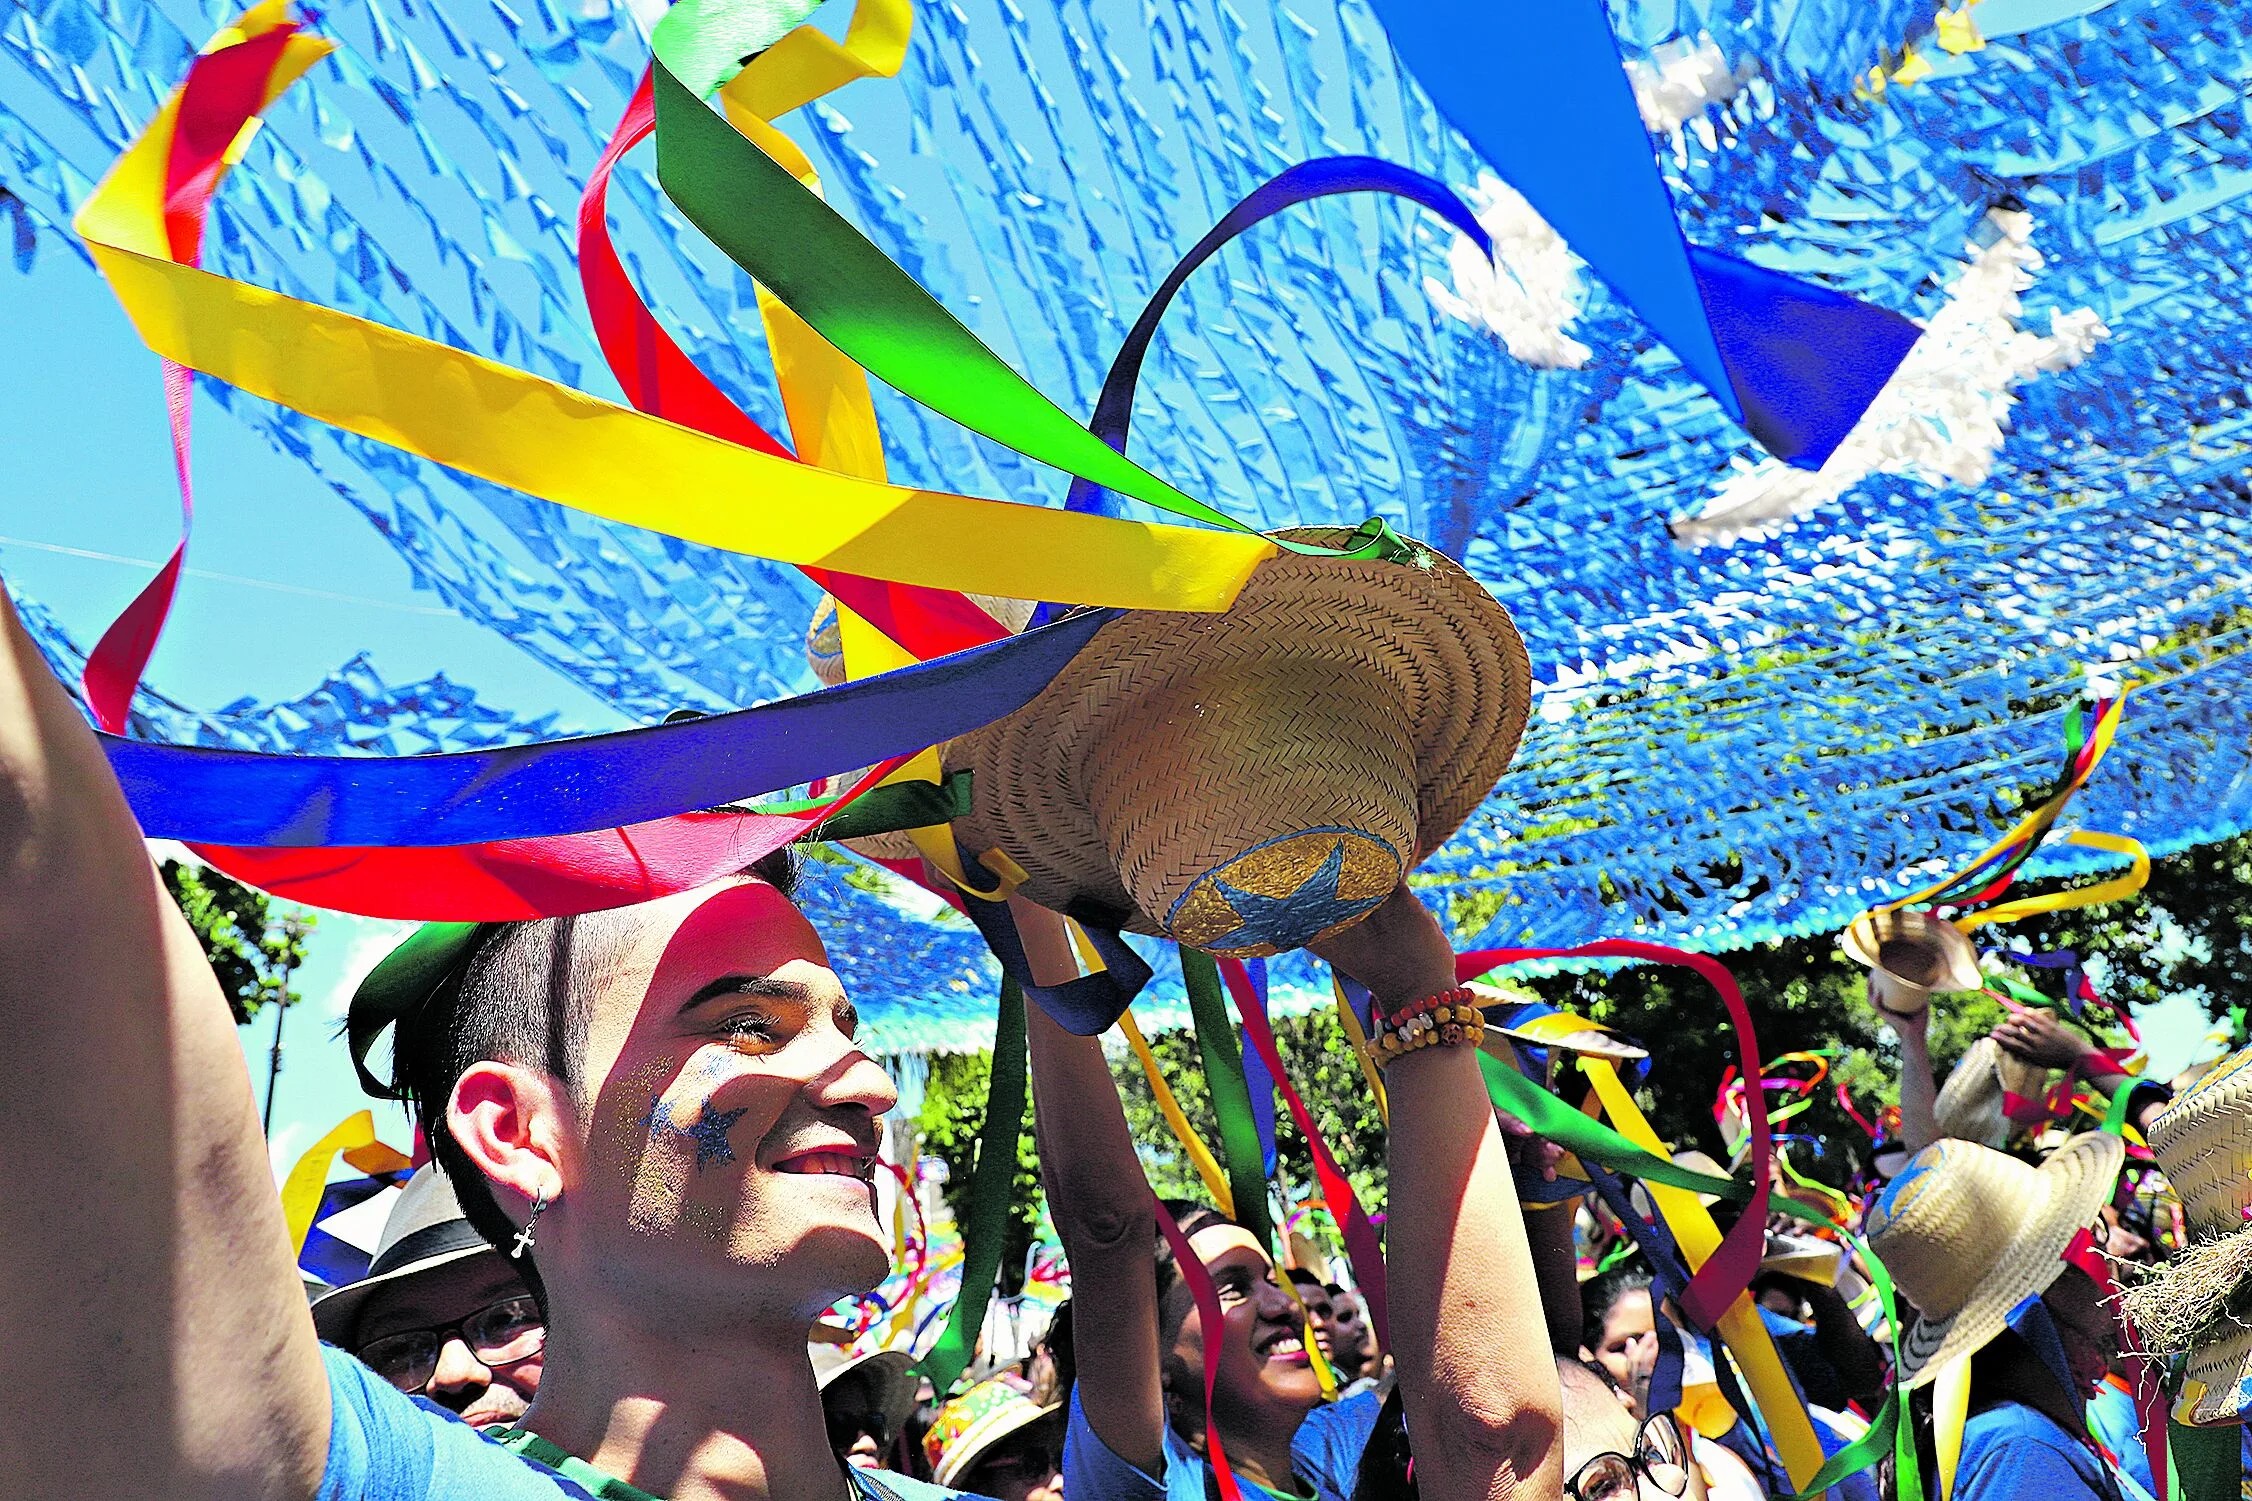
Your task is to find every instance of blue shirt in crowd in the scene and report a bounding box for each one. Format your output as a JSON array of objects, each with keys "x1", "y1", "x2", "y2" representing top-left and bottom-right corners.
[
  {"x1": 1062, "y1": 1385, "x2": 1383, "y2": 1501},
  {"x1": 1955, "y1": 1400, "x2": 2153, "y2": 1501},
  {"x1": 315, "y1": 1345, "x2": 984, "y2": 1501}
]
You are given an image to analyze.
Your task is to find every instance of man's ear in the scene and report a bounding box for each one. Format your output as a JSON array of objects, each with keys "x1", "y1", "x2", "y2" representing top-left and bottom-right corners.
[{"x1": 450, "y1": 1061, "x2": 572, "y2": 1211}]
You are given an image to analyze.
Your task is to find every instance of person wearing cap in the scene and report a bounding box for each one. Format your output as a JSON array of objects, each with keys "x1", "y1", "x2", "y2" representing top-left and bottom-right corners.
[
  {"x1": 924, "y1": 1378, "x2": 1064, "y2": 1501},
  {"x1": 1864, "y1": 1134, "x2": 2148, "y2": 1501},
  {"x1": 1026, "y1": 886, "x2": 1563, "y2": 1501},
  {"x1": 0, "y1": 582, "x2": 981, "y2": 1501},
  {"x1": 310, "y1": 1167, "x2": 546, "y2": 1431},
  {"x1": 813, "y1": 1346, "x2": 921, "y2": 1471}
]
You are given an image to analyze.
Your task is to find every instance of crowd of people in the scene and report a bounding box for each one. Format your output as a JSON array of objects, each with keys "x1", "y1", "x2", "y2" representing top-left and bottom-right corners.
[{"x1": 4, "y1": 573, "x2": 2250, "y2": 1501}]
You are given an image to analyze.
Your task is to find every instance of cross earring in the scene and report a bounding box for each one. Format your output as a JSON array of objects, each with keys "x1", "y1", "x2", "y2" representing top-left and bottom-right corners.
[{"x1": 511, "y1": 1188, "x2": 550, "y2": 1259}]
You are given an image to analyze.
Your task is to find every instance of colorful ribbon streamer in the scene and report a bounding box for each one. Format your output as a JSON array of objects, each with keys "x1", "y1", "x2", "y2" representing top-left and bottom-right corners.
[
  {"x1": 1220, "y1": 957, "x2": 1391, "y2": 1352},
  {"x1": 1363, "y1": 0, "x2": 1920, "y2": 468},
  {"x1": 74, "y1": 9, "x2": 1279, "y2": 617},
  {"x1": 916, "y1": 973, "x2": 1028, "y2": 1398},
  {"x1": 1179, "y1": 949, "x2": 1275, "y2": 1253}
]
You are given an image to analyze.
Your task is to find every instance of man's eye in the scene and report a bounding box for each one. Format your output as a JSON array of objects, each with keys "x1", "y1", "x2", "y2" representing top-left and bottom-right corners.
[{"x1": 720, "y1": 1012, "x2": 780, "y2": 1048}]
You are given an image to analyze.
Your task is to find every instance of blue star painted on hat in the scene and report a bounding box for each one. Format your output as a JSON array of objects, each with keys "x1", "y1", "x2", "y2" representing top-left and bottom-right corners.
[
  {"x1": 680, "y1": 1100, "x2": 750, "y2": 1170},
  {"x1": 1207, "y1": 840, "x2": 1384, "y2": 953}
]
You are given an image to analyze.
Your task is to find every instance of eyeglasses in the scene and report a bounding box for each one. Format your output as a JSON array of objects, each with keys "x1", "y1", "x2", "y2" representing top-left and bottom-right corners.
[
  {"x1": 357, "y1": 1294, "x2": 546, "y2": 1394},
  {"x1": 1567, "y1": 1413, "x2": 1691, "y2": 1501},
  {"x1": 826, "y1": 1407, "x2": 892, "y2": 1455}
]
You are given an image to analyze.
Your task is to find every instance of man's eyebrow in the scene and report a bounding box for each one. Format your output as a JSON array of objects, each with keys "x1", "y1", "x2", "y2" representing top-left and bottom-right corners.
[{"x1": 680, "y1": 975, "x2": 813, "y2": 1012}]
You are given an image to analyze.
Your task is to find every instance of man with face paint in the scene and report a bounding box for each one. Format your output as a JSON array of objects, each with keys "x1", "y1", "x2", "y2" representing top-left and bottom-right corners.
[
  {"x1": 1027, "y1": 890, "x2": 1565, "y2": 1501},
  {"x1": 0, "y1": 582, "x2": 978, "y2": 1501}
]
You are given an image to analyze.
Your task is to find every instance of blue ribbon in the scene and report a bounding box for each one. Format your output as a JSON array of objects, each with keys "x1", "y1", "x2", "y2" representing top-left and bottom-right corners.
[
  {"x1": 1362, "y1": 0, "x2": 1920, "y2": 469},
  {"x1": 1241, "y1": 956, "x2": 1281, "y2": 1176},
  {"x1": 1064, "y1": 156, "x2": 1488, "y2": 521},
  {"x1": 100, "y1": 608, "x2": 1117, "y2": 847}
]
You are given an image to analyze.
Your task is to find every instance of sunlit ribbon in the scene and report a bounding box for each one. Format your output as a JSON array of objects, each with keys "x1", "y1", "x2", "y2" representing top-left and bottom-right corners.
[
  {"x1": 73, "y1": 11, "x2": 1278, "y2": 619},
  {"x1": 280, "y1": 1108, "x2": 382, "y2": 1257}
]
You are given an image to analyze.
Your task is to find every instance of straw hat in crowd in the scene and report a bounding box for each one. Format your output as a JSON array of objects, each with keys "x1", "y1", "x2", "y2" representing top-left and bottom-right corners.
[
  {"x1": 922, "y1": 1376, "x2": 1062, "y2": 1491},
  {"x1": 1863, "y1": 1133, "x2": 2124, "y2": 1386},
  {"x1": 1933, "y1": 1037, "x2": 2050, "y2": 1150},
  {"x1": 1840, "y1": 908, "x2": 1982, "y2": 1018},
  {"x1": 2122, "y1": 1046, "x2": 2252, "y2": 1425},
  {"x1": 944, "y1": 527, "x2": 1529, "y2": 958}
]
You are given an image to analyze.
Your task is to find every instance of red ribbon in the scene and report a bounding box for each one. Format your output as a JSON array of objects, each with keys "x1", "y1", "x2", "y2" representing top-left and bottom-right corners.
[
  {"x1": 1456, "y1": 943, "x2": 1771, "y2": 1332},
  {"x1": 1152, "y1": 1196, "x2": 1245, "y2": 1501},
  {"x1": 83, "y1": 25, "x2": 302, "y2": 732},
  {"x1": 189, "y1": 752, "x2": 907, "y2": 918},
  {"x1": 1218, "y1": 957, "x2": 1390, "y2": 1353}
]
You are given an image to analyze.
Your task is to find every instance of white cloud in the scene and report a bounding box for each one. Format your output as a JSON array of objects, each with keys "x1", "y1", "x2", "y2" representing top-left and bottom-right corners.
[
  {"x1": 1673, "y1": 208, "x2": 2110, "y2": 547},
  {"x1": 1624, "y1": 36, "x2": 1755, "y2": 135},
  {"x1": 1424, "y1": 173, "x2": 1594, "y2": 370}
]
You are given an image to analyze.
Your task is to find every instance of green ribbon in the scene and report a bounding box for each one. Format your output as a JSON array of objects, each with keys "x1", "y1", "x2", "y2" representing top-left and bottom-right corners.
[
  {"x1": 645, "y1": 4, "x2": 1403, "y2": 560},
  {"x1": 1474, "y1": 1053, "x2": 1923, "y2": 1501},
  {"x1": 2169, "y1": 1419, "x2": 2237, "y2": 1501},
  {"x1": 795, "y1": 770, "x2": 971, "y2": 842},
  {"x1": 916, "y1": 974, "x2": 1029, "y2": 1398},
  {"x1": 1181, "y1": 948, "x2": 1275, "y2": 1251}
]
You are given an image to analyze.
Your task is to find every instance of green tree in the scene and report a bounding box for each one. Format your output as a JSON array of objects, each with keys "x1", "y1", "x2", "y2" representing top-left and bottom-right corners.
[
  {"x1": 915, "y1": 1050, "x2": 1044, "y2": 1296},
  {"x1": 160, "y1": 858, "x2": 314, "y2": 1025},
  {"x1": 1111, "y1": 1004, "x2": 1390, "y2": 1215}
]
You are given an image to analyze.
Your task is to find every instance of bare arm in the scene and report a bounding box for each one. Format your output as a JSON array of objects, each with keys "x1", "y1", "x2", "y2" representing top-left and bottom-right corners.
[
  {"x1": 0, "y1": 584, "x2": 328, "y2": 1500},
  {"x1": 1026, "y1": 987, "x2": 1165, "y2": 1475},
  {"x1": 1314, "y1": 890, "x2": 1564, "y2": 1501},
  {"x1": 1884, "y1": 1005, "x2": 1940, "y2": 1154},
  {"x1": 1510, "y1": 1140, "x2": 1586, "y2": 1355}
]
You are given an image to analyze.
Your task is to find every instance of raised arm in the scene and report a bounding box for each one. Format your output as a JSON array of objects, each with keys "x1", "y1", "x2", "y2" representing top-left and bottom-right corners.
[
  {"x1": 1881, "y1": 1002, "x2": 1941, "y2": 1154},
  {"x1": 1024, "y1": 941, "x2": 1165, "y2": 1475},
  {"x1": 1313, "y1": 890, "x2": 1564, "y2": 1501},
  {"x1": 0, "y1": 584, "x2": 328, "y2": 1500}
]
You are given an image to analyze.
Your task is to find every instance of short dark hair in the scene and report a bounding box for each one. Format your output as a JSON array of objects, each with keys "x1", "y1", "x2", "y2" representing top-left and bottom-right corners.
[
  {"x1": 1581, "y1": 1265, "x2": 1654, "y2": 1354},
  {"x1": 394, "y1": 850, "x2": 801, "y2": 1305}
]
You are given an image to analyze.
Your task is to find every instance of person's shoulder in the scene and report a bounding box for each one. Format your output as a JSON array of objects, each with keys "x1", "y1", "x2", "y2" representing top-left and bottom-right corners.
[
  {"x1": 1061, "y1": 1385, "x2": 1170, "y2": 1501},
  {"x1": 318, "y1": 1346, "x2": 601, "y2": 1500},
  {"x1": 857, "y1": 1468, "x2": 1000, "y2": 1501},
  {"x1": 1956, "y1": 1403, "x2": 2102, "y2": 1500},
  {"x1": 1300, "y1": 1387, "x2": 1385, "y2": 1443}
]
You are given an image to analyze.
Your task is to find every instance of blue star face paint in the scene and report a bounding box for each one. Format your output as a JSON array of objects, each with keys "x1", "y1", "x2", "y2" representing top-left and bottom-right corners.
[{"x1": 681, "y1": 1100, "x2": 750, "y2": 1170}]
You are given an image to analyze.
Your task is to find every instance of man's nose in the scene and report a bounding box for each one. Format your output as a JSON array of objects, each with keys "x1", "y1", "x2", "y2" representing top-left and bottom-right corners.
[{"x1": 426, "y1": 1336, "x2": 495, "y2": 1403}]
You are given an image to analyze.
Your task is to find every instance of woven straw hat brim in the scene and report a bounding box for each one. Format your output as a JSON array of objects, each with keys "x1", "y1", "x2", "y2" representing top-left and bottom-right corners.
[
  {"x1": 2183, "y1": 1327, "x2": 2252, "y2": 1425},
  {"x1": 1895, "y1": 1131, "x2": 2126, "y2": 1388},
  {"x1": 2151, "y1": 1046, "x2": 2252, "y2": 1238},
  {"x1": 944, "y1": 527, "x2": 1529, "y2": 943},
  {"x1": 932, "y1": 1399, "x2": 1062, "y2": 1488}
]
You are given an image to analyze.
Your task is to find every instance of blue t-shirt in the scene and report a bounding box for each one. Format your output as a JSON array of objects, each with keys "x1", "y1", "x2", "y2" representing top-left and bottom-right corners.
[
  {"x1": 2086, "y1": 1381, "x2": 2155, "y2": 1496},
  {"x1": 316, "y1": 1345, "x2": 981, "y2": 1501},
  {"x1": 1062, "y1": 1385, "x2": 1383, "y2": 1501},
  {"x1": 1956, "y1": 1400, "x2": 2153, "y2": 1501}
]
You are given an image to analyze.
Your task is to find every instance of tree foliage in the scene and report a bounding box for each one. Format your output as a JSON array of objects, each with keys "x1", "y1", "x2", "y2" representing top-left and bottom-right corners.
[
  {"x1": 159, "y1": 858, "x2": 315, "y2": 1025},
  {"x1": 914, "y1": 1049, "x2": 1044, "y2": 1295},
  {"x1": 910, "y1": 829, "x2": 2252, "y2": 1248}
]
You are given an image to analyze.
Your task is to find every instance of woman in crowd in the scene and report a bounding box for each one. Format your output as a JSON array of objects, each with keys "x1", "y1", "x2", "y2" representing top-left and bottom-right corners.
[{"x1": 1025, "y1": 887, "x2": 1563, "y2": 1501}]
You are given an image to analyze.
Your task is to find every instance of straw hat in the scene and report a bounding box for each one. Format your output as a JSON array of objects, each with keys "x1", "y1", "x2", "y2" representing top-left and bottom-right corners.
[
  {"x1": 1936, "y1": 1039, "x2": 2026, "y2": 1143},
  {"x1": 1841, "y1": 908, "x2": 1982, "y2": 1017},
  {"x1": 1468, "y1": 981, "x2": 1650, "y2": 1064},
  {"x1": 1863, "y1": 1133, "x2": 2124, "y2": 1386},
  {"x1": 943, "y1": 527, "x2": 1530, "y2": 957},
  {"x1": 2124, "y1": 1046, "x2": 2252, "y2": 1424},
  {"x1": 922, "y1": 1376, "x2": 1061, "y2": 1489}
]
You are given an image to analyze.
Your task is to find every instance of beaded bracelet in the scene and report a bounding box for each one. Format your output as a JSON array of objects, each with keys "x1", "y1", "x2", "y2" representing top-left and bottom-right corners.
[{"x1": 1371, "y1": 986, "x2": 1485, "y2": 1069}]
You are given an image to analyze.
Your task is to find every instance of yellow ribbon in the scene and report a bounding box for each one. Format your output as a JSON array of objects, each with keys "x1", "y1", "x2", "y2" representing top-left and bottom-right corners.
[
  {"x1": 1581, "y1": 1059, "x2": 1827, "y2": 1490},
  {"x1": 1934, "y1": 1355, "x2": 1971, "y2": 1501},
  {"x1": 1119, "y1": 1008, "x2": 1235, "y2": 1216},
  {"x1": 75, "y1": 20, "x2": 1277, "y2": 613},
  {"x1": 279, "y1": 1108, "x2": 380, "y2": 1258},
  {"x1": 1953, "y1": 828, "x2": 2150, "y2": 932},
  {"x1": 1332, "y1": 980, "x2": 1390, "y2": 1129}
]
